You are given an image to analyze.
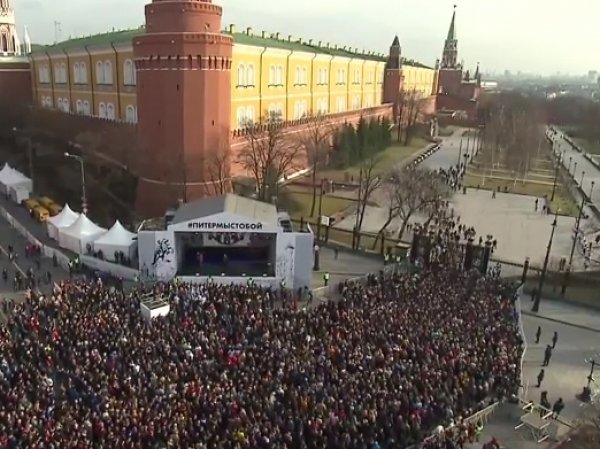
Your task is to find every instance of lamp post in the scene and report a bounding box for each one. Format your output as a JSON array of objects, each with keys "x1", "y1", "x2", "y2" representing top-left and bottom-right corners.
[
  {"x1": 64, "y1": 151, "x2": 87, "y2": 214},
  {"x1": 562, "y1": 193, "x2": 587, "y2": 295},
  {"x1": 580, "y1": 170, "x2": 585, "y2": 187},
  {"x1": 532, "y1": 208, "x2": 559, "y2": 312},
  {"x1": 567, "y1": 156, "x2": 572, "y2": 174},
  {"x1": 579, "y1": 354, "x2": 599, "y2": 402},
  {"x1": 550, "y1": 160, "x2": 559, "y2": 202},
  {"x1": 457, "y1": 138, "x2": 463, "y2": 169},
  {"x1": 573, "y1": 161, "x2": 578, "y2": 177},
  {"x1": 591, "y1": 181, "x2": 596, "y2": 200}
]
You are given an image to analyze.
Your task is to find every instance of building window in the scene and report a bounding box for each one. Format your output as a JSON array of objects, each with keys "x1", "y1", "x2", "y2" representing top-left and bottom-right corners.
[
  {"x1": 63, "y1": 98, "x2": 70, "y2": 113},
  {"x1": 269, "y1": 65, "x2": 276, "y2": 86},
  {"x1": 236, "y1": 107, "x2": 248, "y2": 129},
  {"x1": 353, "y1": 69, "x2": 360, "y2": 84},
  {"x1": 246, "y1": 64, "x2": 255, "y2": 87},
  {"x1": 336, "y1": 68, "x2": 347, "y2": 85},
  {"x1": 38, "y1": 65, "x2": 50, "y2": 83},
  {"x1": 237, "y1": 63, "x2": 246, "y2": 87},
  {"x1": 126, "y1": 105, "x2": 137, "y2": 123},
  {"x1": 301, "y1": 67, "x2": 308, "y2": 85},
  {"x1": 294, "y1": 67, "x2": 301, "y2": 85},
  {"x1": 246, "y1": 106, "x2": 255, "y2": 124},
  {"x1": 60, "y1": 63, "x2": 67, "y2": 83},
  {"x1": 96, "y1": 61, "x2": 104, "y2": 84},
  {"x1": 76, "y1": 99, "x2": 83, "y2": 114},
  {"x1": 123, "y1": 59, "x2": 136, "y2": 86},
  {"x1": 54, "y1": 64, "x2": 62, "y2": 83},
  {"x1": 103, "y1": 61, "x2": 113, "y2": 84},
  {"x1": 79, "y1": 62, "x2": 87, "y2": 84},
  {"x1": 106, "y1": 103, "x2": 115, "y2": 120},
  {"x1": 276, "y1": 65, "x2": 283, "y2": 86},
  {"x1": 336, "y1": 97, "x2": 346, "y2": 113},
  {"x1": 99, "y1": 102, "x2": 107, "y2": 118},
  {"x1": 73, "y1": 62, "x2": 80, "y2": 84},
  {"x1": 319, "y1": 68, "x2": 328, "y2": 85},
  {"x1": 317, "y1": 98, "x2": 328, "y2": 114},
  {"x1": 83, "y1": 101, "x2": 91, "y2": 116},
  {"x1": 352, "y1": 96, "x2": 361, "y2": 110}
]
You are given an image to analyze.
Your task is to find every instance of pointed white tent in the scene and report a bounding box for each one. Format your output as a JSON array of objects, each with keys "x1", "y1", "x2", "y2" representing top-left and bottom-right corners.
[
  {"x1": 0, "y1": 165, "x2": 32, "y2": 196},
  {"x1": 58, "y1": 214, "x2": 106, "y2": 254},
  {"x1": 46, "y1": 204, "x2": 80, "y2": 240},
  {"x1": 93, "y1": 220, "x2": 138, "y2": 260}
]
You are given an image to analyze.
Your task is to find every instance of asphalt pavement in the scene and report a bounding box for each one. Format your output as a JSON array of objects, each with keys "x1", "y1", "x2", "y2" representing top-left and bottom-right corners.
[{"x1": 0, "y1": 218, "x2": 68, "y2": 299}]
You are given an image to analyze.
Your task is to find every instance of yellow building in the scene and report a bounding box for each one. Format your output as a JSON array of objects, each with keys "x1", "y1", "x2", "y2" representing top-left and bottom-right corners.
[{"x1": 30, "y1": 25, "x2": 435, "y2": 130}]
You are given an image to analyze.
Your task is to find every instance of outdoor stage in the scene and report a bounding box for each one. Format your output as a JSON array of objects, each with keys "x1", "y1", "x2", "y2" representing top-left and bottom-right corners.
[{"x1": 138, "y1": 194, "x2": 313, "y2": 289}]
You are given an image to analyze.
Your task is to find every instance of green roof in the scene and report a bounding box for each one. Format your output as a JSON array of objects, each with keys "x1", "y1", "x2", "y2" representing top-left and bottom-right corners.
[
  {"x1": 33, "y1": 27, "x2": 431, "y2": 68},
  {"x1": 39, "y1": 28, "x2": 144, "y2": 53}
]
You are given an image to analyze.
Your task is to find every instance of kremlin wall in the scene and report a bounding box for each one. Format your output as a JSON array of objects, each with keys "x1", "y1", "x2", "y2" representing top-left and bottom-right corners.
[{"x1": 0, "y1": 0, "x2": 481, "y2": 217}]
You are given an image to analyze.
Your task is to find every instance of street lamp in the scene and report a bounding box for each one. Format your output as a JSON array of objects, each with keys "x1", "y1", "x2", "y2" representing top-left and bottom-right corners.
[
  {"x1": 579, "y1": 354, "x2": 599, "y2": 402},
  {"x1": 550, "y1": 160, "x2": 559, "y2": 202},
  {"x1": 457, "y1": 138, "x2": 463, "y2": 168},
  {"x1": 562, "y1": 193, "x2": 587, "y2": 295},
  {"x1": 591, "y1": 181, "x2": 596, "y2": 199},
  {"x1": 64, "y1": 151, "x2": 87, "y2": 214},
  {"x1": 580, "y1": 170, "x2": 586, "y2": 187},
  {"x1": 567, "y1": 156, "x2": 572, "y2": 174},
  {"x1": 573, "y1": 161, "x2": 578, "y2": 176},
  {"x1": 532, "y1": 208, "x2": 559, "y2": 312}
]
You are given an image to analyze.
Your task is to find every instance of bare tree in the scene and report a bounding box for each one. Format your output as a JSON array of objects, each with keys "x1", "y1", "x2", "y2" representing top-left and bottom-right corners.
[
  {"x1": 205, "y1": 136, "x2": 232, "y2": 196},
  {"x1": 568, "y1": 399, "x2": 600, "y2": 449},
  {"x1": 237, "y1": 112, "x2": 296, "y2": 202},
  {"x1": 394, "y1": 90, "x2": 407, "y2": 143},
  {"x1": 295, "y1": 113, "x2": 333, "y2": 216},
  {"x1": 355, "y1": 154, "x2": 382, "y2": 235},
  {"x1": 389, "y1": 167, "x2": 451, "y2": 241},
  {"x1": 403, "y1": 89, "x2": 423, "y2": 146}
]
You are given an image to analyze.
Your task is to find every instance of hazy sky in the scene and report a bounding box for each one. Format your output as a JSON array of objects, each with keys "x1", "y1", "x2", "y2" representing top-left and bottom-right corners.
[{"x1": 13, "y1": 0, "x2": 596, "y2": 75}]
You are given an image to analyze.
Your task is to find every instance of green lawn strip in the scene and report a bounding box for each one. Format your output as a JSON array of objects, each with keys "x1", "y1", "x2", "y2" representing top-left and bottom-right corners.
[
  {"x1": 319, "y1": 138, "x2": 429, "y2": 182},
  {"x1": 281, "y1": 189, "x2": 356, "y2": 219}
]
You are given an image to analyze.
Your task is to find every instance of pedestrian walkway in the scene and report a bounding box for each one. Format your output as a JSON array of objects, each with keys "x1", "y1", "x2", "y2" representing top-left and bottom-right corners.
[{"x1": 522, "y1": 297, "x2": 600, "y2": 333}]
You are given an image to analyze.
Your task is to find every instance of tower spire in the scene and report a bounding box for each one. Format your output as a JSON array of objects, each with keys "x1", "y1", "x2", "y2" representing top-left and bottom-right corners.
[
  {"x1": 447, "y1": 5, "x2": 457, "y2": 41},
  {"x1": 441, "y1": 5, "x2": 458, "y2": 69}
]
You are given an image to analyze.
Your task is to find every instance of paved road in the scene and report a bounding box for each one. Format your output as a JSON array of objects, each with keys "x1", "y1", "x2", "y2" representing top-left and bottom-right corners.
[
  {"x1": 0, "y1": 217, "x2": 69, "y2": 310},
  {"x1": 550, "y1": 130, "x2": 600, "y2": 211},
  {"x1": 422, "y1": 128, "x2": 476, "y2": 171},
  {"x1": 473, "y1": 302, "x2": 600, "y2": 449}
]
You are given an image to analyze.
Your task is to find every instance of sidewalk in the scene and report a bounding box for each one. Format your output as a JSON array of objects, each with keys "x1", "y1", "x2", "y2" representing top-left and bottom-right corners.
[{"x1": 522, "y1": 297, "x2": 600, "y2": 333}]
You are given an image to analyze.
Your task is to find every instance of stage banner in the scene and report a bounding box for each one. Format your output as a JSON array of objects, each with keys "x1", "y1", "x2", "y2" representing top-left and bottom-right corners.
[
  {"x1": 168, "y1": 211, "x2": 278, "y2": 234},
  {"x1": 138, "y1": 231, "x2": 177, "y2": 282}
]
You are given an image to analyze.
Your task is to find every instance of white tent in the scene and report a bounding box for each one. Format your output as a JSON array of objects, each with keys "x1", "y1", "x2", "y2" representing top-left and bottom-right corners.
[
  {"x1": 0, "y1": 165, "x2": 32, "y2": 196},
  {"x1": 46, "y1": 204, "x2": 79, "y2": 240},
  {"x1": 58, "y1": 214, "x2": 106, "y2": 254},
  {"x1": 93, "y1": 220, "x2": 138, "y2": 260},
  {"x1": 8, "y1": 182, "x2": 30, "y2": 203}
]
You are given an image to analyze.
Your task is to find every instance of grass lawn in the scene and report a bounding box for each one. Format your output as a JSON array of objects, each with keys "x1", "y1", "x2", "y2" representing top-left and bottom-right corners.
[
  {"x1": 462, "y1": 174, "x2": 578, "y2": 217},
  {"x1": 280, "y1": 189, "x2": 356, "y2": 219},
  {"x1": 319, "y1": 138, "x2": 429, "y2": 182}
]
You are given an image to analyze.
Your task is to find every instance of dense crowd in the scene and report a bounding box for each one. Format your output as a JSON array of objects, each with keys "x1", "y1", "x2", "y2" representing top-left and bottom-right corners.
[{"x1": 0, "y1": 267, "x2": 522, "y2": 449}]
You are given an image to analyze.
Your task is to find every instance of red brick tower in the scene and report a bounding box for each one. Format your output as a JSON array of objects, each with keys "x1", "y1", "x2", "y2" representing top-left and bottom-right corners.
[
  {"x1": 134, "y1": 0, "x2": 233, "y2": 217},
  {"x1": 383, "y1": 35, "x2": 403, "y2": 104}
]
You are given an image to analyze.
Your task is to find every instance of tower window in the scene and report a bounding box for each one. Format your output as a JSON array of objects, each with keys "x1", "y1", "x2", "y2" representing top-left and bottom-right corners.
[{"x1": 237, "y1": 63, "x2": 246, "y2": 87}]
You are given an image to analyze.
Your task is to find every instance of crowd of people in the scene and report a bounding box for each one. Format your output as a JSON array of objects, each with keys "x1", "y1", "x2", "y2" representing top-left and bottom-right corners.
[{"x1": 0, "y1": 266, "x2": 522, "y2": 449}]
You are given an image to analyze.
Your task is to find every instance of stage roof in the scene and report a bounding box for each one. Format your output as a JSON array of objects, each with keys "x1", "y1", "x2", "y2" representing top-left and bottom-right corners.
[{"x1": 171, "y1": 194, "x2": 278, "y2": 227}]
